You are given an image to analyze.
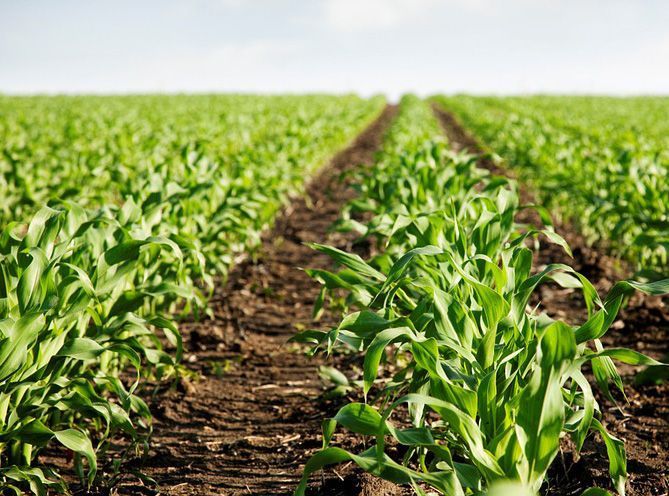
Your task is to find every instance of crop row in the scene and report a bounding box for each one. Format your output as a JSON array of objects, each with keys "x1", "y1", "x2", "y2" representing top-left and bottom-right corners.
[
  {"x1": 294, "y1": 96, "x2": 668, "y2": 495},
  {"x1": 432, "y1": 96, "x2": 669, "y2": 276},
  {"x1": 0, "y1": 95, "x2": 385, "y2": 492}
]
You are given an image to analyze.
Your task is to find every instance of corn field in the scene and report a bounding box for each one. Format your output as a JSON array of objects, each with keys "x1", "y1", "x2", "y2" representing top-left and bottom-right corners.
[{"x1": 0, "y1": 94, "x2": 667, "y2": 496}]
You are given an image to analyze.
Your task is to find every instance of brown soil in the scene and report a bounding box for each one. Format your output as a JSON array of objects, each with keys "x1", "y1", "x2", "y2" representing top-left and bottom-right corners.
[
  {"x1": 433, "y1": 104, "x2": 669, "y2": 496},
  {"x1": 102, "y1": 106, "x2": 398, "y2": 496}
]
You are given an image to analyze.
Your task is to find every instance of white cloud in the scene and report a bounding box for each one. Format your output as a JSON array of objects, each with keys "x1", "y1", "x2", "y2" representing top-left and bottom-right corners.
[{"x1": 324, "y1": 0, "x2": 438, "y2": 31}]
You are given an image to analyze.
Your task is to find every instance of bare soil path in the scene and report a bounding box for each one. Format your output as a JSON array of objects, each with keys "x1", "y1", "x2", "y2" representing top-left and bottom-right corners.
[
  {"x1": 115, "y1": 106, "x2": 397, "y2": 496},
  {"x1": 433, "y1": 104, "x2": 669, "y2": 496}
]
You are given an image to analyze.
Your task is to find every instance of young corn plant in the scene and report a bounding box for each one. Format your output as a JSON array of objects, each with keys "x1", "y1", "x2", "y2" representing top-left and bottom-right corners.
[
  {"x1": 0, "y1": 201, "x2": 196, "y2": 493},
  {"x1": 293, "y1": 98, "x2": 669, "y2": 496}
]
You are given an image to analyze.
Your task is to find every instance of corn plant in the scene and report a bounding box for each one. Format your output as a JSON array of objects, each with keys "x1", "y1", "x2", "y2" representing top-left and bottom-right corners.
[{"x1": 294, "y1": 97, "x2": 669, "y2": 496}]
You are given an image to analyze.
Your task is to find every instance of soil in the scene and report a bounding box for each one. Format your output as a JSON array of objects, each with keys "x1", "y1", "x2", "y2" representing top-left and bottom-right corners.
[
  {"x1": 104, "y1": 106, "x2": 399, "y2": 496},
  {"x1": 432, "y1": 104, "x2": 669, "y2": 496}
]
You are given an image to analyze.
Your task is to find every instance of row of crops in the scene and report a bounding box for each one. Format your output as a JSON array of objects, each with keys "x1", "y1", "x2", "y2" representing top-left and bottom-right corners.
[
  {"x1": 0, "y1": 94, "x2": 385, "y2": 492},
  {"x1": 432, "y1": 96, "x2": 669, "y2": 277},
  {"x1": 294, "y1": 96, "x2": 668, "y2": 495}
]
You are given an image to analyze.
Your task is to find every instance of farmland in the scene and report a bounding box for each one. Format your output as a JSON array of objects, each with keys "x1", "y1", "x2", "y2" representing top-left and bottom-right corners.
[
  {"x1": 433, "y1": 96, "x2": 669, "y2": 276},
  {"x1": 0, "y1": 94, "x2": 385, "y2": 493},
  {"x1": 0, "y1": 95, "x2": 667, "y2": 496}
]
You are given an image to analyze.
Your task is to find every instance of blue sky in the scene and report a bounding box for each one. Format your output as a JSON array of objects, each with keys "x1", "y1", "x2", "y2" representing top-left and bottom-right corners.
[{"x1": 1, "y1": 0, "x2": 668, "y2": 98}]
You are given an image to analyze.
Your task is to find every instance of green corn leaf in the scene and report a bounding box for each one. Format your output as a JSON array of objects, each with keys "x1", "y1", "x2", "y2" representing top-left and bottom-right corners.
[
  {"x1": 586, "y1": 348, "x2": 664, "y2": 366},
  {"x1": 591, "y1": 419, "x2": 627, "y2": 496},
  {"x1": 17, "y1": 248, "x2": 49, "y2": 313},
  {"x1": 334, "y1": 403, "x2": 388, "y2": 436},
  {"x1": 515, "y1": 321, "x2": 576, "y2": 491},
  {"x1": 53, "y1": 429, "x2": 97, "y2": 486},
  {"x1": 393, "y1": 393, "x2": 504, "y2": 480},
  {"x1": 568, "y1": 369, "x2": 595, "y2": 452},
  {"x1": 363, "y1": 327, "x2": 414, "y2": 396},
  {"x1": 309, "y1": 243, "x2": 386, "y2": 281}
]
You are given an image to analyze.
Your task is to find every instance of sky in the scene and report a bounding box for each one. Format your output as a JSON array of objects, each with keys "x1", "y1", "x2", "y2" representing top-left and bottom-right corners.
[{"x1": 1, "y1": 0, "x2": 669, "y2": 99}]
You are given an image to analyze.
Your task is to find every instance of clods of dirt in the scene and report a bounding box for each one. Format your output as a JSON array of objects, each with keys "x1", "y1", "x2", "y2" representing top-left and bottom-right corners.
[{"x1": 312, "y1": 471, "x2": 410, "y2": 496}]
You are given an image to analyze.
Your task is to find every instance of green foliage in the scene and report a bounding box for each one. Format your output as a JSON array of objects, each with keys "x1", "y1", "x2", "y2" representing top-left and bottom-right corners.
[
  {"x1": 0, "y1": 94, "x2": 385, "y2": 492},
  {"x1": 294, "y1": 96, "x2": 668, "y2": 496},
  {"x1": 0, "y1": 202, "x2": 191, "y2": 492},
  {"x1": 433, "y1": 95, "x2": 669, "y2": 276},
  {"x1": 0, "y1": 94, "x2": 386, "y2": 286}
]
